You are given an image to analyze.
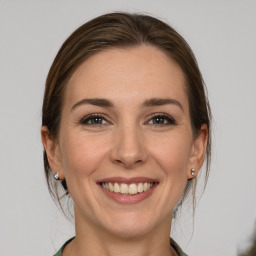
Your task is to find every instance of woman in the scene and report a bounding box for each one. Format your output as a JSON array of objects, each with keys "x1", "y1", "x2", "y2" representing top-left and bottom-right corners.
[{"x1": 41, "y1": 12, "x2": 211, "y2": 256}]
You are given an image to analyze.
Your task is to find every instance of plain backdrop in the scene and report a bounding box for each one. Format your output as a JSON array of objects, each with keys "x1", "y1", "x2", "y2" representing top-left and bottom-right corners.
[{"x1": 0, "y1": 1, "x2": 255, "y2": 256}]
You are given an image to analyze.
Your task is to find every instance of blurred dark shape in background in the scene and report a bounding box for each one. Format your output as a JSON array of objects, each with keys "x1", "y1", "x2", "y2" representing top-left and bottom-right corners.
[{"x1": 238, "y1": 223, "x2": 256, "y2": 256}]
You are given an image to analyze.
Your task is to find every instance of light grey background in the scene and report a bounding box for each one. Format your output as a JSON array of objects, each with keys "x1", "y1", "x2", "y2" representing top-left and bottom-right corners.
[{"x1": 0, "y1": 1, "x2": 255, "y2": 256}]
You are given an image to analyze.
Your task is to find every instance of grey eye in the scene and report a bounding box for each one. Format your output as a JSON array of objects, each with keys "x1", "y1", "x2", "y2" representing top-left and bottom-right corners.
[
  {"x1": 148, "y1": 115, "x2": 176, "y2": 125},
  {"x1": 80, "y1": 115, "x2": 108, "y2": 125}
]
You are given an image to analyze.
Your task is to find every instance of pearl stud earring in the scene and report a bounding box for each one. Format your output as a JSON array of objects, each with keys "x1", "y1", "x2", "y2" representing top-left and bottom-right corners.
[
  {"x1": 54, "y1": 172, "x2": 60, "y2": 180},
  {"x1": 191, "y1": 168, "x2": 196, "y2": 176}
]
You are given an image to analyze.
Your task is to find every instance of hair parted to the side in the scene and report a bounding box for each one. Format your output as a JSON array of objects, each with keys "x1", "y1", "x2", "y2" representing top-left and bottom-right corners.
[{"x1": 42, "y1": 12, "x2": 211, "y2": 217}]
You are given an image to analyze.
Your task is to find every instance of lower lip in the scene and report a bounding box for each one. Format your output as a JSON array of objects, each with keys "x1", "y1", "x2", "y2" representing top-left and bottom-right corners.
[{"x1": 99, "y1": 185, "x2": 157, "y2": 204}]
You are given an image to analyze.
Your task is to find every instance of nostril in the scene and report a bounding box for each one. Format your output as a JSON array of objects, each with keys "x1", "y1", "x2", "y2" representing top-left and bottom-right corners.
[
  {"x1": 109, "y1": 137, "x2": 147, "y2": 168},
  {"x1": 112, "y1": 158, "x2": 144, "y2": 169}
]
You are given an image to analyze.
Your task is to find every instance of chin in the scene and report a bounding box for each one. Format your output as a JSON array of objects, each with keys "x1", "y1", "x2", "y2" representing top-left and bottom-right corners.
[{"x1": 101, "y1": 212, "x2": 159, "y2": 239}]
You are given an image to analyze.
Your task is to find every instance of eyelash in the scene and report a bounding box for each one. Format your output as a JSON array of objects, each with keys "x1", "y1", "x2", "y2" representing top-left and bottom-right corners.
[
  {"x1": 80, "y1": 114, "x2": 109, "y2": 126},
  {"x1": 147, "y1": 113, "x2": 177, "y2": 126},
  {"x1": 79, "y1": 113, "x2": 177, "y2": 126}
]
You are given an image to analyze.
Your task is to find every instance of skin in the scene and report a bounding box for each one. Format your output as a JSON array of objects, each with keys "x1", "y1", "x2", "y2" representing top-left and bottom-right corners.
[{"x1": 42, "y1": 45, "x2": 208, "y2": 256}]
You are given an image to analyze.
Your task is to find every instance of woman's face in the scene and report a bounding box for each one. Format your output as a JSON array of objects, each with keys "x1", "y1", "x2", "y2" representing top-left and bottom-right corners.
[{"x1": 43, "y1": 45, "x2": 206, "y2": 238}]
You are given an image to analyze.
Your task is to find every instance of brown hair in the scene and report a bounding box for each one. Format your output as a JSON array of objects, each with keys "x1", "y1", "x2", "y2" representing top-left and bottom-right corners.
[{"x1": 42, "y1": 12, "x2": 211, "y2": 215}]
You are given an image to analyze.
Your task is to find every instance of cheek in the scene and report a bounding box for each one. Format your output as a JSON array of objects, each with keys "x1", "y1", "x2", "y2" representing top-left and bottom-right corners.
[
  {"x1": 60, "y1": 131, "x2": 110, "y2": 178},
  {"x1": 147, "y1": 132, "x2": 193, "y2": 212},
  {"x1": 149, "y1": 132, "x2": 192, "y2": 177}
]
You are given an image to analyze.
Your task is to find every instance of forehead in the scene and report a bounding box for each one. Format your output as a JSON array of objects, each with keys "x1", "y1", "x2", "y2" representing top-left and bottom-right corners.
[{"x1": 64, "y1": 45, "x2": 188, "y2": 110}]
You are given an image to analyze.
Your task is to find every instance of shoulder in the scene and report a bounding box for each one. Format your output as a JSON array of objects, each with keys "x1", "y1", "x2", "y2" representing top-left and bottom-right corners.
[
  {"x1": 53, "y1": 237, "x2": 75, "y2": 256},
  {"x1": 53, "y1": 248, "x2": 61, "y2": 256},
  {"x1": 170, "y1": 238, "x2": 188, "y2": 256}
]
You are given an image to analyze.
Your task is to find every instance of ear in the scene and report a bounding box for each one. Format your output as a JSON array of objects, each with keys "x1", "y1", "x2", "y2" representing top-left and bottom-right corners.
[
  {"x1": 187, "y1": 124, "x2": 208, "y2": 179},
  {"x1": 41, "y1": 126, "x2": 65, "y2": 180}
]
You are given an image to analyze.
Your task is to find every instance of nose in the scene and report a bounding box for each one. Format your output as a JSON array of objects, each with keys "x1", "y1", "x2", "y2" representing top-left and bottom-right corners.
[{"x1": 110, "y1": 123, "x2": 147, "y2": 169}]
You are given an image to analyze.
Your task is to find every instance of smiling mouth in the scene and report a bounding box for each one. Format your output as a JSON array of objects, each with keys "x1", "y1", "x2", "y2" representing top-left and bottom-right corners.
[
  {"x1": 99, "y1": 182, "x2": 155, "y2": 195},
  {"x1": 96, "y1": 177, "x2": 159, "y2": 204}
]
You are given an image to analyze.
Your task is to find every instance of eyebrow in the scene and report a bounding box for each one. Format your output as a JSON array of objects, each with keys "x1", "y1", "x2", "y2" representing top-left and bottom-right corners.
[
  {"x1": 71, "y1": 98, "x2": 113, "y2": 112},
  {"x1": 71, "y1": 97, "x2": 184, "y2": 112},
  {"x1": 143, "y1": 98, "x2": 184, "y2": 112}
]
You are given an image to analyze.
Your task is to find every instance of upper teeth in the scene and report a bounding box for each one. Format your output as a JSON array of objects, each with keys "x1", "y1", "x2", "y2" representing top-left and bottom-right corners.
[{"x1": 101, "y1": 182, "x2": 153, "y2": 195}]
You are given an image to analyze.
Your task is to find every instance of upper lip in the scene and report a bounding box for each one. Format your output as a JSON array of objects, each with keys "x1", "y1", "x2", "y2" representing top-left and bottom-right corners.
[{"x1": 96, "y1": 176, "x2": 158, "y2": 184}]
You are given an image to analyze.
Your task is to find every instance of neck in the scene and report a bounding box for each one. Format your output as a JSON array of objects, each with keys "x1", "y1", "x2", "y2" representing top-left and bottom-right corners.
[{"x1": 63, "y1": 211, "x2": 177, "y2": 256}]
